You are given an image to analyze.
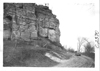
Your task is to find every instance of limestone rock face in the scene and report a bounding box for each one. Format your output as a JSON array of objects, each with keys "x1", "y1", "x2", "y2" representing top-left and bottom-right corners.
[
  {"x1": 39, "y1": 27, "x2": 48, "y2": 37},
  {"x1": 4, "y1": 3, "x2": 60, "y2": 42}
]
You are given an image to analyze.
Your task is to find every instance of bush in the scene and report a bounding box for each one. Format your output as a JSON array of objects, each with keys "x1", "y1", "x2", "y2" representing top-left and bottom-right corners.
[
  {"x1": 67, "y1": 48, "x2": 75, "y2": 53},
  {"x1": 84, "y1": 42, "x2": 95, "y2": 53}
]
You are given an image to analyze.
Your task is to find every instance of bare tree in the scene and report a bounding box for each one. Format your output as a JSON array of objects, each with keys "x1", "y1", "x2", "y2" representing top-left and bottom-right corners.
[{"x1": 77, "y1": 37, "x2": 87, "y2": 53}]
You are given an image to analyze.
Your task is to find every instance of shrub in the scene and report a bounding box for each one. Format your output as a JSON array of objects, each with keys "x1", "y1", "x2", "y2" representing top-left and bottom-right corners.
[
  {"x1": 84, "y1": 42, "x2": 95, "y2": 53},
  {"x1": 67, "y1": 48, "x2": 75, "y2": 53}
]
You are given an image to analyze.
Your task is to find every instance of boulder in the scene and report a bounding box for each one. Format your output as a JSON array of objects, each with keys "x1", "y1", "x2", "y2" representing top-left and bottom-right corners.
[
  {"x1": 19, "y1": 24, "x2": 28, "y2": 32},
  {"x1": 12, "y1": 30, "x2": 21, "y2": 40},
  {"x1": 21, "y1": 31, "x2": 30, "y2": 41},
  {"x1": 48, "y1": 29, "x2": 56, "y2": 42},
  {"x1": 31, "y1": 31, "x2": 37, "y2": 39},
  {"x1": 3, "y1": 30, "x2": 11, "y2": 39},
  {"x1": 39, "y1": 27, "x2": 48, "y2": 37}
]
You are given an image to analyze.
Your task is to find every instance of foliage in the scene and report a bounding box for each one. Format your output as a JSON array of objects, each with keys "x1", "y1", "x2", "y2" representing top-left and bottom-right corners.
[
  {"x1": 67, "y1": 48, "x2": 75, "y2": 53},
  {"x1": 77, "y1": 37, "x2": 87, "y2": 52},
  {"x1": 84, "y1": 42, "x2": 95, "y2": 53},
  {"x1": 3, "y1": 40, "x2": 58, "y2": 66}
]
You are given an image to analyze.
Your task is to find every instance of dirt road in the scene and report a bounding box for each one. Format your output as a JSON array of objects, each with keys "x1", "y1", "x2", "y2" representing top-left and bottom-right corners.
[{"x1": 45, "y1": 52, "x2": 94, "y2": 67}]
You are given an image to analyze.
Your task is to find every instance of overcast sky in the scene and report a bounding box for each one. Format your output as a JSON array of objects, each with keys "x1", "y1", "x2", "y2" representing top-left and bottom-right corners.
[{"x1": 43, "y1": 0, "x2": 99, "y2": 50}]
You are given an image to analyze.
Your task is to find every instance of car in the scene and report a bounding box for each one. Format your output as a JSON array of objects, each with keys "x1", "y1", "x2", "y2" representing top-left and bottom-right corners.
[{"x1": 75, "y1": 51, "x2": 81, "y2": 56}]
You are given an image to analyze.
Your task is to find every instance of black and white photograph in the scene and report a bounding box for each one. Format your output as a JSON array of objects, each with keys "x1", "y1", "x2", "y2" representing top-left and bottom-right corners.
[{"x1": 0, "y1": 0, "x2": 99, "y2": 71}]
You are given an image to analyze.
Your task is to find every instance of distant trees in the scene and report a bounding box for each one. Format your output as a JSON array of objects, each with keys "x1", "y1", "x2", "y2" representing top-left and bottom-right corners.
[
  {"x1": 76, "y1": 37, "x2": 95, "y2": 56},
  {"x1": 83, "y1": 41, "x2": 95, "y2": 61},
  {"x1": 84, "y1": 42, "x2": 95, "y2": 53},
  {"x1": 77, "y1": 37, "x2": 95, "y2": 52},
  {"x1": 67, "y1": 48, "x2": 75, "y2": 53},
  {"x1": 77, "y1": 37, "x2": 87, "y2": 53}
]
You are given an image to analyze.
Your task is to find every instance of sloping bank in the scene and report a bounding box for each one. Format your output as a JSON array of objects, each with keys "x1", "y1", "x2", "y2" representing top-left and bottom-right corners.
[{"x1": 45, "y1": 52, "x2": 94, "y2": 67}]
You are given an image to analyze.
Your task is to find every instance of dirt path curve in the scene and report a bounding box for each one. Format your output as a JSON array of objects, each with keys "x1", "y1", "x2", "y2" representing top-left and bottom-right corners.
[
  {"x1": 45, "y1": 52, "x2": 94, "y2": 67},
  {"x1": 55, "y1": 55, "x2": 94, "y2": 67}
]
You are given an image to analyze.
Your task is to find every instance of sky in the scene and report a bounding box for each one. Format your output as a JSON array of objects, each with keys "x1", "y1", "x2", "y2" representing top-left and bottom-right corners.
[
  {"x1": 22, "y1": 0, "x2": 99, "y2": 51},
  {"x1": 24, "y1": 0, "x2": 99, "y2": 51},
  {"x1": 41, "y1": 0, "x2": 99, "y2": 51}
]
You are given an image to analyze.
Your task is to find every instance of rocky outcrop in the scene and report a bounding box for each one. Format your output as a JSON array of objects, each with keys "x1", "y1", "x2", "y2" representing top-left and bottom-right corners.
[{"x1": 4, "y1": 3, "x2": 60, "y2": 42}]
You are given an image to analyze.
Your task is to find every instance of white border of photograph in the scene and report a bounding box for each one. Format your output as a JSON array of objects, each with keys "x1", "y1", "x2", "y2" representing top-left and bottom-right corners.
[{"x1": 0, "y1": 0, "x2": 99, "y2": 71}]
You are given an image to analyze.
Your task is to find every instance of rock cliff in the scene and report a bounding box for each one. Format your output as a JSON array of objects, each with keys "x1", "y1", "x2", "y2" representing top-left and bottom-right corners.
[{"x1": 4, "y1": 3, "x2": 60, "y2": 43}]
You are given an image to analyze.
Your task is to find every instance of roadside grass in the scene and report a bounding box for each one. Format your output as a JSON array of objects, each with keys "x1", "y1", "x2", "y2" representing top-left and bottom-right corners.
[
  {"x1": 3, "y1": 40, "x2": 58, "y2": 67},
  {"x1": 82, "y1": 53, "x2": 95, "y2": 61}
]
